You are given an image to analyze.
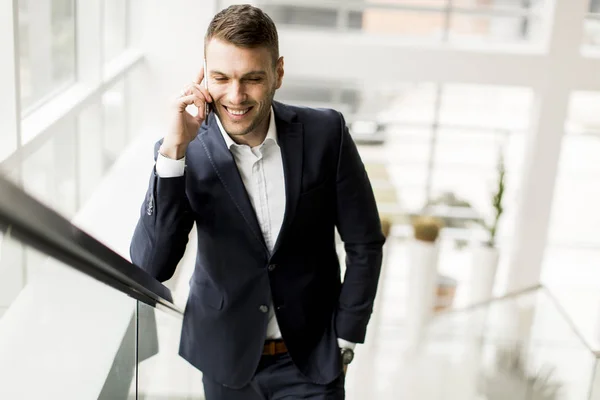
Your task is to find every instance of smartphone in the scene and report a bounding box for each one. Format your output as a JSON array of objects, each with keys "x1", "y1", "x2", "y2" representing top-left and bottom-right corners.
[{"x1": 203, "y1": 59, "x2": 211, "y2": 119}]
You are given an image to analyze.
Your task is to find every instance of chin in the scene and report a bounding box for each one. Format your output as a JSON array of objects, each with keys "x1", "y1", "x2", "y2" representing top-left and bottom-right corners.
[{"x1": 223, "y1": 122, "x2": 251, "y2": 136}]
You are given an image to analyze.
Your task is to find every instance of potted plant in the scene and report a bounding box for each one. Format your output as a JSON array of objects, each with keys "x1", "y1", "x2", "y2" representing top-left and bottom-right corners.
[
  {"x1": 469, "y1": 151, "x2": 505, "y2": 304},
  {"x1": 407, "y1": 215, "x2": 444, "y2": 344}
]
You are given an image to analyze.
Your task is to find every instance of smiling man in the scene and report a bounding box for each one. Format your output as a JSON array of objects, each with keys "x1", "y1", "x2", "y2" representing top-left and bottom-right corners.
[{"x1": 130, "y1": 4, "x2": 385, "y2": 400}]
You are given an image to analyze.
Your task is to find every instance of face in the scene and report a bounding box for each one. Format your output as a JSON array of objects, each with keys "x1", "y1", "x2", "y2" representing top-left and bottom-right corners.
[{"x1": 205, "y1": 38, "x2": 284, "y2": 144}]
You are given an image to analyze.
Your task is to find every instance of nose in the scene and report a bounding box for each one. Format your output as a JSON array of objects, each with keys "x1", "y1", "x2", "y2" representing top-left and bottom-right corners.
[{"x1": 226, "y1": 81, "x2": 247, "y2": 105}]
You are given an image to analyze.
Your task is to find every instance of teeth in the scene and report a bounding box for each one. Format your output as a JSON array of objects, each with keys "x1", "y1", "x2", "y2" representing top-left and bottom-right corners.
[{"x1": 228, "y1": 108, "x2": 249, "y2": 116}]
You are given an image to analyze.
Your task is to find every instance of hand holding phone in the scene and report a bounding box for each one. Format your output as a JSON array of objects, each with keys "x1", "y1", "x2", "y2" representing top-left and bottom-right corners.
[{"x1": 162, "y1": 64, "x2": 213, "y2": 159}]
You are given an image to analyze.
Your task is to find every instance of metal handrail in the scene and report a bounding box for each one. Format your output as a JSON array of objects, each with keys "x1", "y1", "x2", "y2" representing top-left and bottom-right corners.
[
  {"x1": 0, "y1": 174, "x2": 183, "y2": 317},
  {"x1": 432, "y1": 283, "x2": 600, "y2": 357}
]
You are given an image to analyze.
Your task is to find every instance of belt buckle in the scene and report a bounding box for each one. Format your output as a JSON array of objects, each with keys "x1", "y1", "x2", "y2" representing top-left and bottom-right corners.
[{"x1": 265, "y1": 341, "x2": 276, "y2": 355}]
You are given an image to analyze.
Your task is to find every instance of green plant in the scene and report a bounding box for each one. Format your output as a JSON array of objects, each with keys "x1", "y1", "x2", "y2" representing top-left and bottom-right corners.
[
  {"x1": 482, "y1": 152, "x2": 505, "y2": 247},
  {"x1": 412, "y1": 215, "x2": 444, "y2": 243}
]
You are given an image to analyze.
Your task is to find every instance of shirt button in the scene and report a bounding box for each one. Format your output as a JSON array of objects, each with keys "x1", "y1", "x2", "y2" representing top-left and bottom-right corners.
[
  {"x1": 259, "y1": 305, "x2": 269, "y2": 313},
  {"x1": 268, "y1": 264, "x2": 277, "y2": 272}
]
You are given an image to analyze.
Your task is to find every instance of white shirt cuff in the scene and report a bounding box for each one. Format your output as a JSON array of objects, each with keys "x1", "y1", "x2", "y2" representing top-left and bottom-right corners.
[
  {"x1": 156, "y1": 153, "x2": 185, "y2": 178},
  {"x1": 337, "y1": 338, "x2": 356, "y2": 350}
]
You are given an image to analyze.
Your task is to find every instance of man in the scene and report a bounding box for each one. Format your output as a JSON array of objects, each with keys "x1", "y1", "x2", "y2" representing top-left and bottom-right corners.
[{"x1": 130, "y1": 4, "x2": 385, "y2": 399}]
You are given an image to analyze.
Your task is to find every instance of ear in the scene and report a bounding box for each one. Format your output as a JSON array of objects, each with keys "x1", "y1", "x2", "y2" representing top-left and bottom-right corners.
[{"x1": 275, "y1": 56, "x2": 284, "y2": 89}]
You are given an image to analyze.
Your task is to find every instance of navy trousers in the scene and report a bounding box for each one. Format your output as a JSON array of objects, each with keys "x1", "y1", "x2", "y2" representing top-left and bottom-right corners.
[{"x1": 202, "y1": 353, "x2": 345, "y2": 400}]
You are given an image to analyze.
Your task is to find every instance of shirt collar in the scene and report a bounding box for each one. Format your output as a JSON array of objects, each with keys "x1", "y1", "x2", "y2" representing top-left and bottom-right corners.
[{"x1": 215, "y1": 106, "x2": 278, "y2": 150}]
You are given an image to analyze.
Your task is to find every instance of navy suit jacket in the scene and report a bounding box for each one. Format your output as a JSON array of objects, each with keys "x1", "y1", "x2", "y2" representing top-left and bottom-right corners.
[{"x1": 130, "y1": 101, "x2": 385, "y2": 389}]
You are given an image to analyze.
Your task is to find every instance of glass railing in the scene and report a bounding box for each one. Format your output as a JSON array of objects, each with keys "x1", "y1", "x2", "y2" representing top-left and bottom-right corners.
[
  {"x1": 0, "y1": 175, "x2": 204, "y2": 399},
  {"x1": 414, "y1": 285, "x2": 600, "y2": 399}
]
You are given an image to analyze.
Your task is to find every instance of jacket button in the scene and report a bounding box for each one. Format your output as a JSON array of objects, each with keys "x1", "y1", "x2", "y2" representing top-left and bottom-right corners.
[
  {"x1": 259, "y1": 305, "x2": 269, "y2": 313},
  {"x1": 268, "y1": 264, "x2": 277, "y2": 272}
]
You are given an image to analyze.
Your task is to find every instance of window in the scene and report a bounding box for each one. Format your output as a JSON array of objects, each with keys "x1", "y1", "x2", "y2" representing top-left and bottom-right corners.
[
  {"x1": 103, "y1": 0, "x2": 128, "y2": 63},
  {"x1": 543, "y1": 91, "x2": 600, "y2": 287},
  {"x1": 21, "y1": 117, "x2": 78, "y2": 218},
  {"x1": 101, "y1": 79, "x2": 128, "y2": 171},
  {"x1": 18, "y1": 0, "x2": 76, "y2": 112},
  {"x1": 253, "y1": 0, "x2": 546, "y2": 45},
  {"x1": 547, "y1": 91, "x2": 600, "y2": 249},
  {"x1": 388, "y1": 83, "x2": 530, "y2": 235}
]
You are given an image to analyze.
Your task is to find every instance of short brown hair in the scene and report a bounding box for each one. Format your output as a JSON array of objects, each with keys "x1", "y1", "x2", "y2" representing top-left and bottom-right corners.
[{"x1": 205, "y1": 5, "x2": 279, "y2": 65}]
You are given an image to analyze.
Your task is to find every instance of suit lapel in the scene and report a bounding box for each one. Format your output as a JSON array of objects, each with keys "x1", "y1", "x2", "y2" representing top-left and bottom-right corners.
[
  {"x1": 272, "y1": 101, "x2": 303, "y2": 256},
  {"x1": 197, "y1": 114, "x2": 267, "y2": 253}
]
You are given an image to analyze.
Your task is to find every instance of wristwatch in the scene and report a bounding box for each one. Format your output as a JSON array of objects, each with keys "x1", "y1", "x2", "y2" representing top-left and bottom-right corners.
[{"x1": 340, "y1": 348, "x2": 354, "y2": 366}]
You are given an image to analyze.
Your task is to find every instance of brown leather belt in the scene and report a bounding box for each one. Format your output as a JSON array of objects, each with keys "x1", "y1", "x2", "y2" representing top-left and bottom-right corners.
[{"x1": 263, "y1": 340, "x2": 288, "y2": 356}]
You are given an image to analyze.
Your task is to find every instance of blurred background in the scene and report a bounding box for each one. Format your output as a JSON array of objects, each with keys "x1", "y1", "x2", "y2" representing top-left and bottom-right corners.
[{"x1": 1, "y1": 0, "x2": 600, "y2": 399}]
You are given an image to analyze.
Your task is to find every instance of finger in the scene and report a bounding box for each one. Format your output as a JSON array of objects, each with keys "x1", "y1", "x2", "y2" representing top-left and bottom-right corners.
[
  {"x1": 189, "y1": 85, "x2": 212, "y2": 104},
  {"x1": 181, "y1": 85, "x2": 211, "y2": 105},
  {"x1": 194, "y1": 84, "x2": 213, "y2": 103},
  {"x1": 194, "y1": 67, "x2": 205, "y2": 85},
  {"x1": 175, "y1": 94, "x2": 205, "y2": 112},
  {"x1": 181, "y1": 83, "x2": 199, "y2": 97}
]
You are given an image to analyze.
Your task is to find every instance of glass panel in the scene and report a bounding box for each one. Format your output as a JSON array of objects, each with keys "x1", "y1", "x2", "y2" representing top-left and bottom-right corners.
[
  {"x1": 0, "y1": 132, "x2": 17, "y2": 166},
  {"x1": 0, "y1": 233, "x2": 25, "y2": 321},
  {"x1": 0, "y1": 235, "x2": 138, "y2": 399},
  {"x1": 430, "y1": 128, "x2": 524, "y2": 237},
  {"x1": 430, "y1": 84, "x2": 530, "y2": 240},
  {"x1": 77, "y1": 103, "x2": 105, "y2": 208},
  {"x1": 591, "y1": 358, "x2": 600, "y2": 400},
  {"x1": 21, "y1": 117, "x2": 78, "y2": 218},
  {"x1": 439, "y1": 84, "x2": 532, "y2": 131},
  {"x1": 18, "y1": 0, "x2": 76, "y2": 111},
  {"x1": 101, "y1": 79, "x2": 128, "y2": 172},
  {"x1": 103, "y1": 0, "x2": 128, "y2": 63},
  {"x1": 417, "y1": 289, "x2": 596, "y2": 399},
  {"x1": 548, "y1": 91, "x2": 600, "y2": 248},
  {"x1": 136, "y1": 302, "x2": 205, "y2": 399}
]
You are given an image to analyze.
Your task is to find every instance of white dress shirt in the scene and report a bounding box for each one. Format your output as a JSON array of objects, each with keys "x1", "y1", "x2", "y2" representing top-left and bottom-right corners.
[{"x1": 156, "y1": 108, "x2": 355, "y2": 350}]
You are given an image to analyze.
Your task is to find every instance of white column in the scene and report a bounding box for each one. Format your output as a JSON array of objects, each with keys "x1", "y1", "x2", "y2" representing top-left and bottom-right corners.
[
  {"x1": 76, "y1": 0, "x2": 103, "y2": 84},
  {"x1": 0, "y1": 0, "x2": 20, "y2": 162},
  {"x1": 504, "y1": 0, "x2": 589, "y2": 292}
]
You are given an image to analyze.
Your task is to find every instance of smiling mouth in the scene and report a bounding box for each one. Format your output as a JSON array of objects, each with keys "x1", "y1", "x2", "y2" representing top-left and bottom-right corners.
[{"x1": 223, "y1": 106, "x2": 253, "y2": 117}]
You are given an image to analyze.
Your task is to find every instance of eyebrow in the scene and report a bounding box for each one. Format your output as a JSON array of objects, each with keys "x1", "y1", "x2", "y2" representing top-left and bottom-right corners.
[{"x1": 210, "y1": 70, "x2": 267, "y2": 78}]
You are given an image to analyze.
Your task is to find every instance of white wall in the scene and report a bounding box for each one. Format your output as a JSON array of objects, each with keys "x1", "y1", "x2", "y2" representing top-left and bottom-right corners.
[{"x1": 131, "y1": 0, "x2": 218, "y2": 137}]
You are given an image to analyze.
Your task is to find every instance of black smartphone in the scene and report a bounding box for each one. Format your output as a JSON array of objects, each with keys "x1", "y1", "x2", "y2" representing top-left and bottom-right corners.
[{"x1": 204, "y1": 59, "x2": 211, "y2": 119}]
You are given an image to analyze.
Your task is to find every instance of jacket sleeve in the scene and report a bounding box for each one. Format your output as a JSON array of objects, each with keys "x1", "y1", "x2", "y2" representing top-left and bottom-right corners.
[
  {"x1": 334, "y1": 113, "x2": 386, "y2": 343},
  {"x1": 130, "y1": 140, "x2": 194, "y2": 282}
]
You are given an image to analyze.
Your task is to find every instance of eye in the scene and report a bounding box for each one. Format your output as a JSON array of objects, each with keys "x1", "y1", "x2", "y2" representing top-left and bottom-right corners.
[
  {"x1": 247, "y1": 78, "x2": 262, "y2": 83},
  {"x1": 214, "y1": 77, "x2": 227, "y2": 82}
]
